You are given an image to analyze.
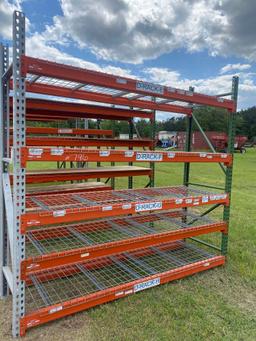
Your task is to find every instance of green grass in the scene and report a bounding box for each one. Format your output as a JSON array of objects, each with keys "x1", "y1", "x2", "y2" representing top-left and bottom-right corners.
[{"x1": 1, "y1": 150, "x2": 256, "y2": 340}]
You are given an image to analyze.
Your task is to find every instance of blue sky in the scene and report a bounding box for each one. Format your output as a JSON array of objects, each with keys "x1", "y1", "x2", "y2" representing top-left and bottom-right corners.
[{"x1": 1, "y1": 0, "x2": 256, "y2": 119}]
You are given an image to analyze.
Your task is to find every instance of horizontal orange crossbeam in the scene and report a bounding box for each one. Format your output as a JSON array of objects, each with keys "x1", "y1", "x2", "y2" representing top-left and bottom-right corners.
[
  {"x1": 11, "y1": 166, "x2": 152, "y2": 184},
  {"x1": 21, "y1": 193, "x2": 229, "y2": 231},
  {"x1": 20, "y1": 255, "x2": 225, "y2": 336},
  {"x1": 21, "y1": 147, "x2": 233, "y2": 167},
  {"x1": 11, "y1": 127, "x2": 113, "y2": 136},
  {"x1": 10, "y1": 97, "x2": 153, "y2": 120},
  {"x1": 24, "y1": 82, "x2": 192, "y2": 115},
  {"x1": 21, "y1": 221, "x2": 226, "y2": 277},
  {"x1": 21, "y1": 55, "x2": 235, "y2": 111},
  {"x1": 11, "y1": 137, "x2": 154, "y2": 148}
]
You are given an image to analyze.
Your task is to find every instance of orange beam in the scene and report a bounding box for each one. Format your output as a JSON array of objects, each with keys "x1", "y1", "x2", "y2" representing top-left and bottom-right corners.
[
  {"x1": 11, "y1": 137, "x2": 154, "y2": 148},
  {"x1": 21, "y1": 194, "x2": 229, "y2": 231},
  {"x1": 20, "y1": 256, "x2": 225, "y2": 336},
  {"x1": 21, "y1": 222, "x2": 227, "y2": 277},
  {"x1": 21, "y1": 55, "x2": 234, "y2": 111},
  {"x1": 10, "y1": 97, "x2": 153, "y2": 120},
  {"x1": 21, "y1": 147, "x2": 233, "y2": 167},
  {"x1": 11, "y1": 127, "x2": 113, "y2": 136}
]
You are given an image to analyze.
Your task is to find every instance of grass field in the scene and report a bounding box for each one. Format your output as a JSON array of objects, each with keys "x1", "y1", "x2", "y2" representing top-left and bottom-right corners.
[{"x1": 0, "y1": 149, "x2": 256, "y2": 340}]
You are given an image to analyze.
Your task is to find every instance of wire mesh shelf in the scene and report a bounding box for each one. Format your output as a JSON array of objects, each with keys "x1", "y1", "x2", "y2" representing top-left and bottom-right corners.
[
  {"x1": 25, "y1": 241, "x2": 220, "y2": 313},
  {"x1": 25, "y1": 209, "x2": 224, "y2": 259},
  {"x1": 25, "y1": 186, "x2": 224, "y2": 212}
]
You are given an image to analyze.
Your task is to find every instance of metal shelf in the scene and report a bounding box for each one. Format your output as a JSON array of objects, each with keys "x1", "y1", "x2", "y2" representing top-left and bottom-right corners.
[
  {"x1": 21, "y1": 147, "x2": 232, "y2": 166},
  {"x1": 22, "y1": 209, "x2": 226, "y2": 276},
  {"x1": 19, "y1": 166, "x2": 152, "y2": 184},
  {"x1": 21, "y1": 241, "x2": 225, "y2": 335},
  {"x1": 22, "y1": 186, "x2": 228, "y2": 231},
  {"x1": 0, "y1": 11, "x2": 238, "y2": 337},
  {"x1": 21, "y1": 55, "x2": 234, "y2": 111}
]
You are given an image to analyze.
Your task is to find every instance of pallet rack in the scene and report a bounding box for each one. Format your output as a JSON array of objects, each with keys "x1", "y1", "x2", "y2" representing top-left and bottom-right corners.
[{"x1": 0, "y1": 11, "x2": 238, "y2": 337}]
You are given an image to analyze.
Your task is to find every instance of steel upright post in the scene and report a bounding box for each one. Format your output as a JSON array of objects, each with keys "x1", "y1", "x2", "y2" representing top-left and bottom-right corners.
[
  {"x1": 150, "y1": 98, "x2": 156, "y2": 187},
  {"x1": 128, "y1": 118, "x2": 133, "y2": 189},
  {"x1": 11, "y1": 11, "x2": 26, "y2": 337},
  {"x1": 0, "y1": 43, "x2": 9, "y2": 298},
  {"x1": 183, "y1": 87, "x2": 194, "y2": 186},
  {"x1": 97, "y1": 119, "x2": 101, "y2": 182},
  {"x1": 221, "y1": 76, "x2": 239, "y2": 255}
]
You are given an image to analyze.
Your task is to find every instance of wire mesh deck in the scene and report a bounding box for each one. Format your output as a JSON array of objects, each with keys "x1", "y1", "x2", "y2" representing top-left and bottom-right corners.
[
  {"x1": 25, "y1": 241, "x2": 219, "y2": 313},
  {"x1": 25, "y1": 186, "x2": 223, "y2": 212},
  {"x1": 25, "y1": 210, "x2": 223, "y2": 258}
]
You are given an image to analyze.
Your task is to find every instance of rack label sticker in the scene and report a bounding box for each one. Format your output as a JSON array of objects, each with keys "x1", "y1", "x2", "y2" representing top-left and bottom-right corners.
[
  {"x1": 200, "y1": 153, "x2": 207, "y2": 158},
  {"x1": 102, "y1": 205, "x2": 113, "y2": 211},
  {"x1": 136, "y1": 81, "x2": 164, "y2": 95},
  {"x1": 185, "y1": 198, "x2": 193, "y2": 204},
  {"x1": 122, "y1": 204, "x2": 132, "y2": 210},
  {"x1": 136, "y1": 152, "x2": 163, "y2": 161},
  {"x1": 116, "y1": 78, "x2": 127, "y2": 84},
  {"x1": 49, "y1": 306, "x2": 63, "y2": 314},
  {"x1": 29, "y1": 148, "x2": 43, "y2": 156},
  {"x1": 53, "y1": 210, "x2": 66, "y2": 217},
  {"x1": 134, "y1": 277, "x2": 160, "y2": 292},
  {"x1": 167, "y1": 152, "x2": 175, "y2": 158},
  {"x1": 51, "y1": 148, "x2": 64, "y2": 156},
  {"x1": 58, "y1": 128, "x2": 73, "y2": 134},
  {"x1": 202, "y1": 196, "x2": 209, "y2": 203},
  {"x1": 135, "y1": 201, "x2": 162, "y2": 212},
  {"x1": 125, "y1": 151, "x2": 134, "y2": 157},
  {"x1": 175, "y1": 199, "x2": 183, "y2": 204},
  {"x1": 99, "y1": 150, "x2": 110, "y2": 157},
  {"x1": 221, "y1": 154, "x2": 227, "y2": 158}
]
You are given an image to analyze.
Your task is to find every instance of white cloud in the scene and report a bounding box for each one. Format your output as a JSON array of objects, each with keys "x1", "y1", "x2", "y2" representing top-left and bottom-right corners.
[
  {"x1": 34, "y1": 0, "x2": 256, "y2": 64},
  {"x1": 144, "y1": 66, "x2": 256, "y2": 111},
  {"x1": 0, "y1": 0, "x2": 22, "y2": 39},
  {"x1": 220, "y1": 63, "x2": 251, "y2": 74},
  {"x1": 26, "y1": 33, "x2": 132, "y2": 78}
]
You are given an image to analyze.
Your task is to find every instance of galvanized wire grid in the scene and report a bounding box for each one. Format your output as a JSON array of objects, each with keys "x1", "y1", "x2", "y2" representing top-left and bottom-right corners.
[
  {"x1": 25, "y1": 74, "x2": 188, "y2": 110},
  {"x1": 26, "y1": 241, "x2": 217, "y2": 312},
  {"x1": 25, "y1": 185, "x2": 220, "y2": 211},
  {"x1": 26, "y1": 209, "x2": 218, "y2": 258}
]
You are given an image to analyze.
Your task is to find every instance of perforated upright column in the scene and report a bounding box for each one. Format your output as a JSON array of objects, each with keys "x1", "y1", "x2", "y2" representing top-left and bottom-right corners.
[{"x1": 12, "y1": 11, "x2": 26, "y2": 337}]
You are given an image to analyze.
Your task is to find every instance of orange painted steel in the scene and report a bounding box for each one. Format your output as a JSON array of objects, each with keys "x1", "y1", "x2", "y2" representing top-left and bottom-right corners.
[
  {"x1": 20, "y1": 256, "x2": 225, "y2": 336},
  {"x1": 21, "y1": 194, "x2": 229, "y2": 231},
  {"x1": 21, "y1": 55, "x2": 234, "y2": 111},
  {"x1": 21, "y1": 147, "x2": 233, "y2": 167},
  {"x1": 10, "y1": 97, "x2": 154, "y2": 120},
  {"x1": 24, "y1": 81, "x2": 193, "y2": 115},
  {"x1": 10, "y1": 127, "x2": 113, "y2": 136},
  {"x1": 21, "y1": 222, "x2": 227, "y2": 277},
  {"x1": 26, "y1": 183, "x2": 112, "y2": 196},
  {"x1": 12, "y1": 167, "x2": 152, "y2": 184},
  {"x1": 11, "y1": 137, "x2": 154, "y2": 148}
]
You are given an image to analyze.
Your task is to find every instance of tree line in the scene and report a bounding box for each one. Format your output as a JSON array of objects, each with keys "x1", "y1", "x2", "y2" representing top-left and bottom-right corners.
[{"x1": 29, "y1": 106, "x2": 256, "y2": 140}]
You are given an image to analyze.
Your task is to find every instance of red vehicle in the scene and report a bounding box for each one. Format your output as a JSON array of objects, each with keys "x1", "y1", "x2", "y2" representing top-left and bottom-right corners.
[{"x1": 177, "y1": 131, "x2": 247, "y2": 153}]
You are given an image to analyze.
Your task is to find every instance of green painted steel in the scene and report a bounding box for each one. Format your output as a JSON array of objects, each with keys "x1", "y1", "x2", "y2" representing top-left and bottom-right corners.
[
  {"x1": 183, "y1": 115, "x2": 193, "y2": 186},
  {"x1": 188, "y1": 182, "x2": 225, "y2": 191},
  {"x1": 190, "y1": 237, "x2": 222, "y2": 251},
  {"x1": 221, "y1": 76, "x2": 239, "y2": 255}
]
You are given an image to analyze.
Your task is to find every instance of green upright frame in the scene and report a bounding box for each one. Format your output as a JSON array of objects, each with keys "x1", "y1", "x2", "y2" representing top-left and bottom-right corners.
[{"x1": 183, "y1": 77, "x2": 239, "y2": 256}]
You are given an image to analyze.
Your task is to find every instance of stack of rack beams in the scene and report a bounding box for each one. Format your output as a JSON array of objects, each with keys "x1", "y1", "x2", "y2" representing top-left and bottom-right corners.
[{"x1": 0, "y1": 10, "x2": 238, "y2": 338}]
